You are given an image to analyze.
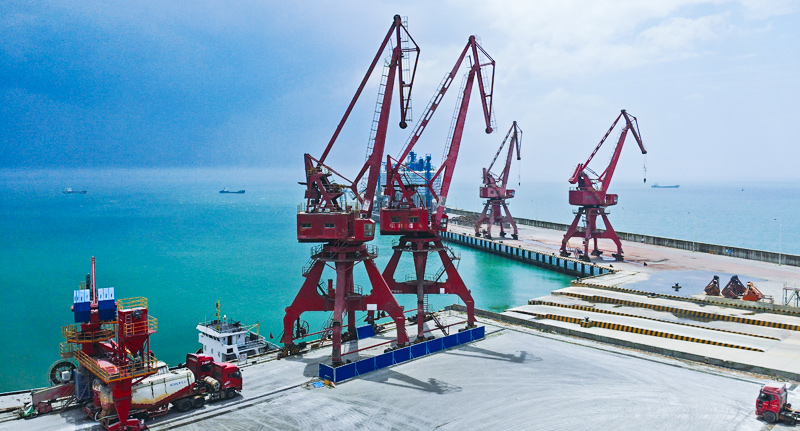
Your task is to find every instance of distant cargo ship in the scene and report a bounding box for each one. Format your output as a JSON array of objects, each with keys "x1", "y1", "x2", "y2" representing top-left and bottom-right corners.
[
  {"x1": 651, "y1": 184, "x2": 679, "y2": 189},
  {"x1": 62, "y1": 188, "x2": 87, "y2": 194},
  {"x1": 219, "y1": 188, "x2": 245, "y2": 194}
]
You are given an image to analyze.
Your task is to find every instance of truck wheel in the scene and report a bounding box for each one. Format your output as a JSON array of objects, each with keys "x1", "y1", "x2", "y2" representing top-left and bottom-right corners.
[
  {"x1": 192, "y1": 396, "x2": 205, "y2": 409},
  {"x1": 176, "y1": 398, "x2": 192, "y2": 413},
  {"x1": 764, "y1": 411, "x2": 778, "y2": 423},
  {"x1": 225, "y1": 388, "x2": 237, "y2": 400}
]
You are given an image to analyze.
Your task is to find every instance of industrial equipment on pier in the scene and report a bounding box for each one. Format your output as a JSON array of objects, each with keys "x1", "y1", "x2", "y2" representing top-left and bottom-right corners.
[
  {"x1": 475, "y1": 121, "x2": 522, "y2": 239},
  {"x1": 560, "y1": 110, "x2": 646, "y2": 261},
  {"x1": 381, "y1": 35, "x2": 495, "y2": 341},
  {"x1": 283, "y1": 15, "x2": 420, "y2": 365}
]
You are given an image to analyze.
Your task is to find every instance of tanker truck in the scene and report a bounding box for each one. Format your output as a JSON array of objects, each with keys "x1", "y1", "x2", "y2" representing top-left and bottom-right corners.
[{"x1": 84, "y1": 353, "x2": 242, "y2": 426}]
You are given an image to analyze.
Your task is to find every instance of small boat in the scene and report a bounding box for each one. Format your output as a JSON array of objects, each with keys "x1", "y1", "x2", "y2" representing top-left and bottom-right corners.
[
  {"x1": 197, "y1": 302, "x2": 276, "y2": 362},
  {"x1": 651, "y1": 184, "x2": 679, "y2": 189},
  {"x1": 62, "y1": 188, "x2": 88, "y2": 194},
  {"x1": 219, "y1": 188, "x2": 245, "y2": 194}
]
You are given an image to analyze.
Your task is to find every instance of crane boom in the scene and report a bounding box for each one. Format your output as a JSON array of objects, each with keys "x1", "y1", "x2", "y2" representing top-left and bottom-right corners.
[
  {"x1": 568, "y1": 109, "x2": 646, "y2": 192},
  {"x1": 485, "y1": 121, "x2": 522, "y2": 188},
  {"x1": 382, "y1": 35, "x2": 494, "y2": 234},
  {"x1": 304, "y1": 15, "x2": 420, "y2": 220}
]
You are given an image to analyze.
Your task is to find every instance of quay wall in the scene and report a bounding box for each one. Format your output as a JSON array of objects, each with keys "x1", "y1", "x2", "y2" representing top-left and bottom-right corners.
[
  {"x1": 447, "y1": 208, "x2": 800, "y2": 267},
  {"x1": 440, "y1": 230, "x2": 612, "y2": 278}
]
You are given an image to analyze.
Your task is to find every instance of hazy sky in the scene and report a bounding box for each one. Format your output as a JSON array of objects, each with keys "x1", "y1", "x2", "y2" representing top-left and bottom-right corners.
[{"x1": 2, "y1": 1, "x2": 798, "y2": 184}]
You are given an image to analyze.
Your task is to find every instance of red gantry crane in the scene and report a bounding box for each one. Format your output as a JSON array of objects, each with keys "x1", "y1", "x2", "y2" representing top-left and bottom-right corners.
[
  {"x1": 283, "y1": 15, "x2": 419, "y2": 365},
  {"x1": 560, "y1": 109, "x2": 646, "y2": 261},
  {"x1": 475, "y1": 121, "x2": 522, "y2": 239},
  {"x1": 381, "y1": 35, "x2": 494, "y2": 341}
]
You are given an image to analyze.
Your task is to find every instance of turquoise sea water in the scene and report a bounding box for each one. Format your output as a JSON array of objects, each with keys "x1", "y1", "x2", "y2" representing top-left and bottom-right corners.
[{"x1": 0, "y1": 168, "x2": 573, "y2": 392}]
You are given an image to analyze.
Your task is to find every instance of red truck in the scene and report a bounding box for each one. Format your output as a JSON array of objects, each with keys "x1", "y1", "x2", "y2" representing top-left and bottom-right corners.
[
  {"x1": 85, "y1": 353, "x2": 242, "y2": 426},
  {"x1": 756, "y1": 382, "x2": 800, "y2": 424}
]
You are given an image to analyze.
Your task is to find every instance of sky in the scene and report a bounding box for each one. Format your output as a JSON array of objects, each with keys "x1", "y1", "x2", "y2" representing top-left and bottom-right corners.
[{"x1": 1, "y1": 0, "x2": 799, "y2": 185}]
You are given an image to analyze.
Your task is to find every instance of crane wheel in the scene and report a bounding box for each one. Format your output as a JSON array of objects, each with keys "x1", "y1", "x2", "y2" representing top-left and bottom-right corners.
[{"x1": 764, "y1": 411, "x2": 777, "y2": 423}]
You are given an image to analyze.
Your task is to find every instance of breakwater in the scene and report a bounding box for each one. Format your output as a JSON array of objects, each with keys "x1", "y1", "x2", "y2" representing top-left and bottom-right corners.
[
  {"x1": 440, "y1": 230, "x2": 612, "y2": 278},
  {"x1": 447, "y1": 208, "x2": 799, "y2": 267}
]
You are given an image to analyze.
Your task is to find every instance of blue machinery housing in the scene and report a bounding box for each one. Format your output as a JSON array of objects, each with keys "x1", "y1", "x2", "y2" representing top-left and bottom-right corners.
[{"x1": 319, "y1": 326, "x2": 486, "y2": 383}]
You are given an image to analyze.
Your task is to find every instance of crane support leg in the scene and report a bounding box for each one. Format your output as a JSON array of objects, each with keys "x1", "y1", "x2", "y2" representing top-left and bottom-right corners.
[
  {"x1": 383, "y1": 236, "x2": 476, "y2": 337},
  {"x1": 497, "y1": 201, "x2": 518, "y2": 239},
  {"x1": 560, "y1": 207, "x2": 624, "y2": 261},
  {"x1": 329, "y1": 260, "x2": 351, "y2": 365},
  {"x1": 475, "y1": 200, "x2": 518, "y2": 240},
  {"x1": 434, "y1": 239, "x2": 476, "y2": 328},
  {"x1": 282, "y1": 245, "x2": 409, "y2": 361},
  {"x1": 475, "y1": 203, "x2": 494, "y2": 238},
  {"x1": 282, "y1": 260, "x2": 329, "y2": 347},
  {"x1": 560, "y1": 208, "x2": 586, "y2": 258},
  {"x1": 414, "y1": 243, "x2": 427, "y2": 341},
  {"x1": 362, "y1": 259, "x2": 409, "y2": 346},
  {"x1": 597, "y1": 210, "x2": 624, "y2": 260}
]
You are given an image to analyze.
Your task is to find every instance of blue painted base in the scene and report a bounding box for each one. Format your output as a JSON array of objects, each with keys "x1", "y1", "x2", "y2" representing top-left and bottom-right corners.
[{"x1": 319, "y1": 326, "x2": 486, "y2": 383}]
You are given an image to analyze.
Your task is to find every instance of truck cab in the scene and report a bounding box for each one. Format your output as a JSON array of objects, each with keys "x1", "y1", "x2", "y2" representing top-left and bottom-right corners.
[
  {"x1": 185, "y1": 353, "x2": 243, "y2": 393},
  {"x1": 757, "y1": 383, "x2": 798, "y2": 424}
]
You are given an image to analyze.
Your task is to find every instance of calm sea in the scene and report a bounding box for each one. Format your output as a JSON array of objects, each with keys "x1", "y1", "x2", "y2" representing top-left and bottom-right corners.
[
  {"x1": 0, "y1": 168, "x2": 576, "y2": 392},
  {"x1": 2, "y1": 168, "x2": 795, "y2": 392}
]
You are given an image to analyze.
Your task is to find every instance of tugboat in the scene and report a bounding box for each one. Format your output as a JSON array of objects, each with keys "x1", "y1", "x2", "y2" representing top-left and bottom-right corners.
[
  {"x1": 196, "y1": 301, "x2": 276, "y2": 362},
  {"x1": 62, "y1": 188, "x2": 88, "y2": 194},
  {"x1": 219, "y1": 188, "x2": 245, "y2": 194}
]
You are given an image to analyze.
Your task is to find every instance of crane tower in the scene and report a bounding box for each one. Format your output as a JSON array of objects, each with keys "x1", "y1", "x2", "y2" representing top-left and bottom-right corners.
[
  {"x1": 560, "y1": 110, "x2": 646, "y2": 261},
  {"x1": 282, "y1": 15, "x2": 419, "y2": 365}
]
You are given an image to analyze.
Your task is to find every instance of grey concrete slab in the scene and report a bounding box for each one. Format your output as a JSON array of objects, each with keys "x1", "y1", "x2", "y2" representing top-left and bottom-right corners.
[{"x1": 148, "y1": 319, "x2": 769, "y2": 431}]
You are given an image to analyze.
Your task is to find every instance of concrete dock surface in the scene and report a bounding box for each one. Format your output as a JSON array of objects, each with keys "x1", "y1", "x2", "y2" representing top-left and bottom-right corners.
[
  {"x1": 447, "y1": 222, "x2": 800, "y2": 301},
  {"x1": 1, "y1": 312, "x2": 784, "y2": 430}
]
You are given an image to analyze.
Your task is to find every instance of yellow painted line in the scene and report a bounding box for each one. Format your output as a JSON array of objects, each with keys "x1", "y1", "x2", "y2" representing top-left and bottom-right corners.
[
  {"x1": 573, "y1": 281, "x2": 800, "y2": 317},
  {"x1": 520, "y1": 311, "x2": 764, "y2": 352},
  {"x1": 530, "y1": 300, "x2": 780, "y2": 341},
  {"x1": 561, "y1": 292, "x2": 800, "y2": 332}
]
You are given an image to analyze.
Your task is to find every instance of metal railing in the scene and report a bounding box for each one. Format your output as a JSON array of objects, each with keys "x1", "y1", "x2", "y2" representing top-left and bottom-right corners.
[
  {"x1": 117, "y1": 297, "x2": 147, "y2": 311},
  {"x1": 62, "y1": 323, "x2": 116, "y2": 344},
  {"x1": 72, "y1": 350, "x2": 158, "y2": 383},
  {"x1": 120, "y1": 316, "x2": 158, "y2": 338},
  {"x1": 60, "y1": 341, "x2": 80, "y2": 359}
]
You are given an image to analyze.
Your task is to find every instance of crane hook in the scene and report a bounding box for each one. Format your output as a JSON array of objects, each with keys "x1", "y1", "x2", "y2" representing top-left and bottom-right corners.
[{"x1": 643, "y1": 154, "x2": 647, "y2": 184}]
